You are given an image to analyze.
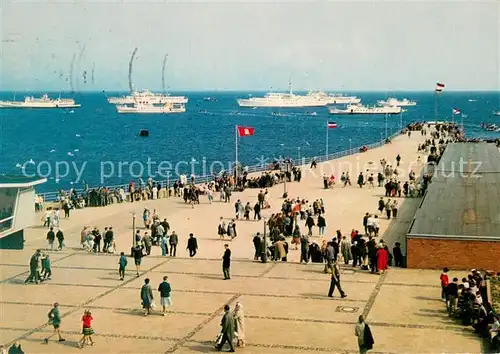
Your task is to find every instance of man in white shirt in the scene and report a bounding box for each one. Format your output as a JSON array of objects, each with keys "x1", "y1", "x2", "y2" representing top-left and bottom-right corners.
[{"x1": 366, "y1": 215, "x2": 375, "y2": 237}]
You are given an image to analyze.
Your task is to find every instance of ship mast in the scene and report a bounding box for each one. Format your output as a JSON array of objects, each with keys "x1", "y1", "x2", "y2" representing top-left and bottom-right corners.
[
  {"x1": 162, "y1": 53, "x2": 168, "y2": 94},
  {"x1": 288, "y1": 78, "x2": 292, "y2": 95},
  {"x1": 128, "y1": 47, "x2": 138, "y2": 94}
]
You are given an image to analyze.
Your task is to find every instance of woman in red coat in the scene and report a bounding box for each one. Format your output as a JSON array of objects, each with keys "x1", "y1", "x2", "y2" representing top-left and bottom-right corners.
[{"x1": 377, "y1": 246, "x2": 389, "y2": 274}]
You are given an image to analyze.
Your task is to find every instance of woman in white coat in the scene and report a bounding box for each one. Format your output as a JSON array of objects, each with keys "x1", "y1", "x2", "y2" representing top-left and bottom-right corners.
[{"x1": 233, "y1": 302, "x2": 246, "y2": 347}]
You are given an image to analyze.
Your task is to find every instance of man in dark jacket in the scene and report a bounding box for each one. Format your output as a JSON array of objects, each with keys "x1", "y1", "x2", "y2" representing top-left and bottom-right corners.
[
  {"x1": 328, "y1": 261, "x2": 347, "y2": 298},
  {"x1": 253, "y1": 233, "x2": 262, "y2": 260},
  {"x1": 169, "y1": 231, "x2": 178, "y2": 257},
  {"x1": 222, "y1": 244, "x2": 231, "y2": 280},
  {"x1": 46, "y1": 227, "x2": 55, "y2": 250},
  {"x1": 186, "y1": 233, "x2": 198, "y2": 257},
  {"x1": 216, "y1": 304, "x2": 235, "y2": 352},
  {"x1": 56, "y1": 229, "x2": 64, "y2": 250}
]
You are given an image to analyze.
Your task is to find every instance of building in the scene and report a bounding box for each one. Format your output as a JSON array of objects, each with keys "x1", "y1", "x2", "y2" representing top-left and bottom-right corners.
[
  {"x1": 407, "y1": 142, "x2": 500, "y2": 271},
  {"x1": 0, "y1": 175, "x2": 47, "y2": 249}
]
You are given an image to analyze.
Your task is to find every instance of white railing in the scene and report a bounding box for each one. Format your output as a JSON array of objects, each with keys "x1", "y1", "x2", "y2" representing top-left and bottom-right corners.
[{"x1": 39, "y1": 131, "x2": 403, "y2": 202}]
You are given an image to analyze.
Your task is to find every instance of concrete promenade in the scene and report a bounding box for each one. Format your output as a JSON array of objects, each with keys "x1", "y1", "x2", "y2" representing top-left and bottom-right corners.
[{"x1": 0, "y1": 129, "x2": 484, "y2": 353}]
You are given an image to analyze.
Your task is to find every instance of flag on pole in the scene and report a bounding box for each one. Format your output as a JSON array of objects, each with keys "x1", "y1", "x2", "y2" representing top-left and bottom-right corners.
[
  {"x1": 327, "y1": 122, "x2": 338, "y2": 128},
  {"x1": 237, "y1": 126, "x2": 255, "y2": 137},
  {"x1": 435, "y1": 82, "x2": 445, "y2": 93},
  {"x1": 452, "y1": 108, "x2": 461, "y2": 115}
]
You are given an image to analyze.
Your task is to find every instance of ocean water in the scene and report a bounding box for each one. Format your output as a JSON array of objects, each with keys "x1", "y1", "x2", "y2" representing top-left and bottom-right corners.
[{"x1": 0, "y1": 91, "x2": 499, "y2": 193}]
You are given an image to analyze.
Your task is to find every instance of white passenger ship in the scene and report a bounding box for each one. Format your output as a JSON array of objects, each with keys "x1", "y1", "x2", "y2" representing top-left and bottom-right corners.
[
  {"x1": 116, "y1": 102, "x2": 186, "y2": 114},
  {"x1": 0, "y1": 94, "x2": 81, "y2": 108},
  {"x1": 108, "y1": 89, "x2": 188, "y2": 105},
  {"x1": 329, "y1": 104, "x2": 402, "y2": 115}
]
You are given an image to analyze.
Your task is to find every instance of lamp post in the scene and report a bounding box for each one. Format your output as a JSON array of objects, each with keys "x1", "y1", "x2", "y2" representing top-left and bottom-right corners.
[
  {"x1": 166, "y1": 171, "x2": 170, "y2": 198},
  {"x1": 261, "y1": 217, "x2": 267, "y2": 263},
  {"x1": 132, "y1": 212, "x2": 136, "y2": 254},
  {"x1": 297, "y1": 147, "x2": 301, "y2": 162},
  {"x1": 349, "y1": 138, "x2": 352, "y2": 154}
]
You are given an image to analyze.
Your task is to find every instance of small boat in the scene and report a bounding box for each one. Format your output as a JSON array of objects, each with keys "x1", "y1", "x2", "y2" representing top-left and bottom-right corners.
[
  {"x1": 377, "y1": 98, "x2": 416, "y2": 107},
  {"x1": 139, "y1": 129, "x2": 149, "y2": 137},
  {"x1": 493, "y1": 111, "x2": 500, "y2": 116}
]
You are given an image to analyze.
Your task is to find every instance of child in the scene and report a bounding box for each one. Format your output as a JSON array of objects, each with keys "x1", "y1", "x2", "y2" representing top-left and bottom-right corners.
[
  {"x1": 78, "y1": 310, "x2": 94, "y2": 348},
  {"x1": 440, "y1": 267, "x2": 450, "y2": 301},
  {"x1": 118, "y1": 252, "x2": 127, "y2": 280},
  {"x1": 41, "y1": 254, "x2": 52, "y2": 280}
]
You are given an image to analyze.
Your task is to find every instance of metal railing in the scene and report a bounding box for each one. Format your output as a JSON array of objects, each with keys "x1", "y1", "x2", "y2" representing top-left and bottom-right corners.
[{"x1": 39, "y1": 130, "x2": 403, "y2": 203}]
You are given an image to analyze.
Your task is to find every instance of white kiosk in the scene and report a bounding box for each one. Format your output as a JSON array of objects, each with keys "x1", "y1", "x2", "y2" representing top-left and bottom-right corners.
[{"x1": 0, "y1": 175, "x2": 47, "y2": 249}]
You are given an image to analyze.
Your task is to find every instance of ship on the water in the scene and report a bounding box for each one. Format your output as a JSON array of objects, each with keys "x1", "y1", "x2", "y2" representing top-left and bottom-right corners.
[
  {"x1": 116, "y1": 102, "x2": 186, "y2": 114},
  {"x1": 0, "y1": 94, "x2": 81, "y2": 108},
  {"x1": 377, "y1": 97, "x2": 417, "y2": 107},
  {"x1": 237, "y1": 81, "x2": 360, "y2": 108},
  {"x1": 329, "y1": 103, "x2": 402, "y2": 115},
  {"x1": 108, "y1": 89, "x2": 188, "y2": 105}
]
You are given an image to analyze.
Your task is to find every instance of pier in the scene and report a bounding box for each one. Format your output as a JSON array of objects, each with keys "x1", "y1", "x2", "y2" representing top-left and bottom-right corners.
[{"x1": 0, "y1": 125, "x2": 484, "y2": 353}]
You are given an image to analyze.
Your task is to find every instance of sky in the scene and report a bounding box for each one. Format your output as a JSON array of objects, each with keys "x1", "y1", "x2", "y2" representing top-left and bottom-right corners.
[{"x1": 0, "y1": 0, "x2": 499, "y2": 92}]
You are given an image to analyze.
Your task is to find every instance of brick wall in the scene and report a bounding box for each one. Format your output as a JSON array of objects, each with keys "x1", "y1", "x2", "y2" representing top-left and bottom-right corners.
[{"x1": 407, "y1": 238, "x2": 500, "y2": 271}]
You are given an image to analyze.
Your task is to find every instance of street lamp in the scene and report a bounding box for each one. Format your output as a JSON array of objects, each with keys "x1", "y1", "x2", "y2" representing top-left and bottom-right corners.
[
  {"x1": 262, "y1": 217, "x2": 267, "y2": 263},
  {"x1": 349, "y1": 138, "x2": 352, "y2": 154},
  {"x1": 131, "y1": 212, "x2": 136, "y2": 255},
  {"x1": 297, "y1": 147, "x2": 301, "y2": 162},
  {"x1": 166, "y1": 171, "x2": 171, "y2": 198}
]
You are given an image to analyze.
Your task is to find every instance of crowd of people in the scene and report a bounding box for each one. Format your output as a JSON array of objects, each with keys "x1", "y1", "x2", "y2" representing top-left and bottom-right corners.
[{"x1": 440, "y1": 268, "x2": 500, "y2": 351}]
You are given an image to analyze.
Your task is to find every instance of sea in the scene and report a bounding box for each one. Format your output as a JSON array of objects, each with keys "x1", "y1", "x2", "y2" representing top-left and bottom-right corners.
[{"x1": 0, "y1": 91, "x2": 499, "y2": 194}]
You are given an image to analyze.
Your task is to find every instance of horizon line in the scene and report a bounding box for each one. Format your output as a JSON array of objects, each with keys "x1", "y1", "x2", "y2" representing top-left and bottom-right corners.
[{"x1": 1, "y1": 89, "x2": 499, "y2": 93}]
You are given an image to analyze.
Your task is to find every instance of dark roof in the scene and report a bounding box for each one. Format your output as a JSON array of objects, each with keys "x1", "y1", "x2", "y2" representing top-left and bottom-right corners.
[
  {"x1": 0, "y1": 175, "x2": 47, "y2": 187},
  {"x1": 408, "y1": 142, "x2": 500, "y2": 240}
]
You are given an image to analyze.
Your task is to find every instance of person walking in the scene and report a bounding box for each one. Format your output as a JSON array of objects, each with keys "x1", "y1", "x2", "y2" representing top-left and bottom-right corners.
[
  {"x1": 158, "y1": 276, "x2": 172, "y2": 316},
  {"x1": 233, "y1": 302, "x2": 246, "y2": 348},
  {"x1": 140, "y1": 278, "x2": 154, "y2": 316},
  {"x1": 317, "y1": 213, "x2": 326, "y2": 236},
  {"x1": 45, "y1": 303, "x2": 65, "y2": 343},
  {"x1": 46, "y1": 227, "x2": 55, "y2": 250},
  {"x1": 77, "y1": 310, "x2": 95, "y2": 348},
  {"x1": 355, "y1": 315, "x2": 374, "y2": 354},
  {"x1": 169, "y1": 231, "x2": 178, "y2": 257},
  {"x1": 41, "y1": 254, "x2": 52, "y2": 280},
  {"x1": 143, "y1": 232, "x2": 152, "y2": 256},
  {"x1": 252, "y1": 233, "x2": 262, "y2": 261},
  {"x1": 160, "y1": 234, "x2": 168, "y2": 256},
  {"x1": 305, "y1": 214, "x2": 315, "y2": 236},
  {"x1": 118, "y1": 252, "x2": 127, "y2": 280},
  {"x1": 216, "y1": 304, "x2": 235, "y2": 352},
  {"x1": 56, "y1": 229, "x2": 64, "y2": 250},
  {"x1": 24, "y1": 250, "x2": 41, "y2": 284},
  {"x1": 327, "y1": 261, "x2": 347, "y2": 298},
  {"x1": 132, "y1": 244, "x2": 144, "y2": 277},
  {"x1": 186, "y1": 233, "x2": 198, "y2": 257},
  {"x1": 222, "y1": 244, "x2": 231, "y2": 280}
]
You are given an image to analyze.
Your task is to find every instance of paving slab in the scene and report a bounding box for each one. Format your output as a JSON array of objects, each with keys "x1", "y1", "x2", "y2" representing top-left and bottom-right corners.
[
  {"x1": 178, "y1": 341, "x2": 328, "y2": 354},
  {"x1": 153, "y1": 258, "x2": 271, "y2": 277},
  {"x1": 0, "y1": 265, "x2": 26, "y2": 281},
  {"x1": 53, "y1": 253, "x2": 166, "y2": 271},
  {"x1": 20, "y1": 331, "x2": 174, "y2": 353},
  {"x1": 0, "y1": 284, "x2": 109, "y2": 307},
  {"x1": 90, "y1": 288, "x2": 233, "y2": 315},
  {"x1": 192, "y1": 316, "x2": 359, "y2": 351},
  {"x1": 369, "y1": 324, "x2": 483, "y2": 353},
  {"x1": 238, "y1": 294, "x2": 363, "y2": 323},
  {"x1": 0, "y1": 303, "x2": 51, "y2": 330},
  {"x1": 59, "y1": 308, "x2": 206, "y2": 340},
  {"x1": 367, "y1": 284, "x2": 464, "y2": 328}
]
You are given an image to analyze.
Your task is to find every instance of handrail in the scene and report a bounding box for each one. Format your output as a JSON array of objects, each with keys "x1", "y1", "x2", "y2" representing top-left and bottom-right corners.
[{"x1": 38, "y1": 130, "x2": 403, "y2": 202}]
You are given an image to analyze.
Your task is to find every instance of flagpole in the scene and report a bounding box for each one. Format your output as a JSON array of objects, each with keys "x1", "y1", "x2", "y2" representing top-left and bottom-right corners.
[
  {"x1": 235, "y1": 125, "x2": 238, "y2": 180},
  {"x1": 434, "y1": 91, "x2": 438, "y2": 122},
  {"x1": 326, "y1": 121, "x2": 329, "y2": 157}
]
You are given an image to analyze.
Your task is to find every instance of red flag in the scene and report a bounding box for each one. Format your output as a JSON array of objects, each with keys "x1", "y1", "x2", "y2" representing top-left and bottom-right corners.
[
  {"x1": 327, "y1": 122, "x2": 338, "y2": 128},
  {"x1": 435, "y1": 82, "x2": 445, "y2": 93},
  {"x1": 237, "y1": 126, "x2": 255, "y2": 137}
]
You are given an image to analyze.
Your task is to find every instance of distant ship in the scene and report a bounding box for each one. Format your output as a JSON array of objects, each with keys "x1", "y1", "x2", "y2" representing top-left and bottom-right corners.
[
  {"x1": 377, "y1": 98, "x2": 416, "y2": 107},
  {"x1": 108, "y1": 89, "x2": 188, "y2": 105},
  {"x1": 237, "y1": 81, "x2": 360, "y2": 108},
  {"x1": 0, "y1": 94, "x2": 81, "y2": 108},
  {"x1": 493, "y1": 111, "x2": 500, "y2": 116},
  {"x1": 116, "y1": 102, "x2": 186, "y2": 114},
  {"x1": 329, "y1": 104, "x2": 402, "y2": 115}
]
